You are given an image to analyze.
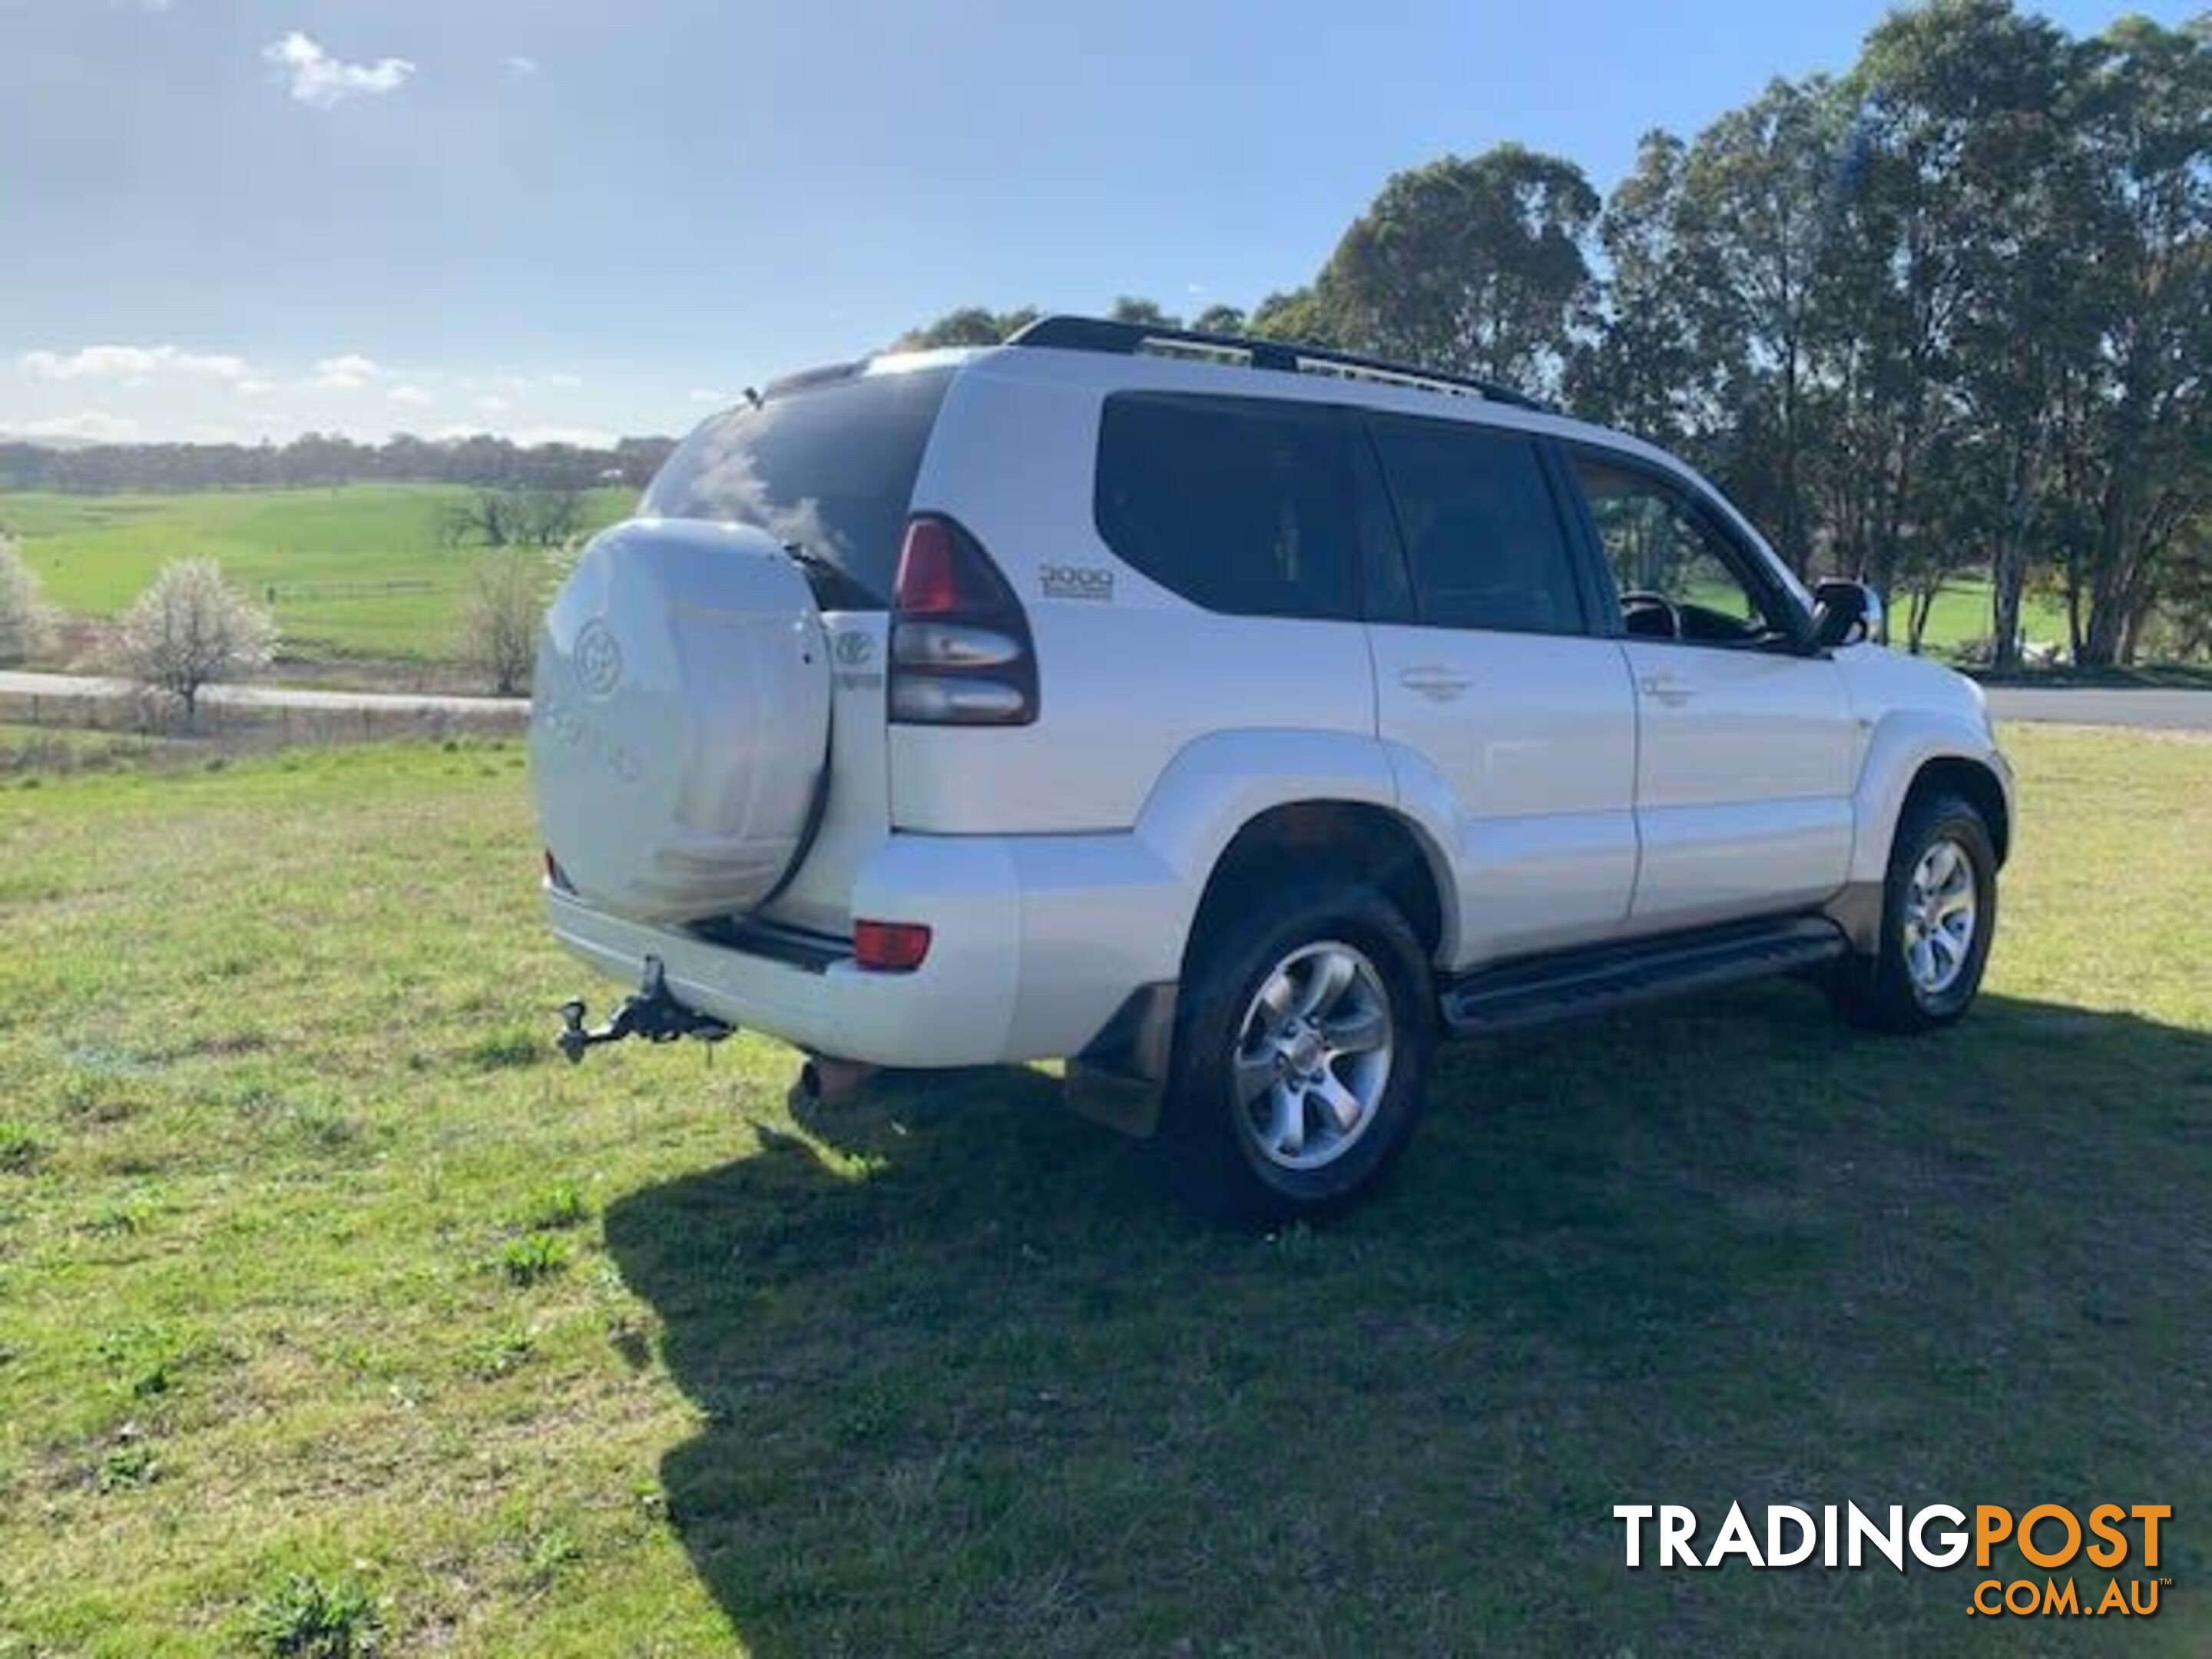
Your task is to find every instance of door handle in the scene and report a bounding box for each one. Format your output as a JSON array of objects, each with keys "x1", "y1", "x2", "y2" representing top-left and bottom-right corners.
[
  {"x1": 1639, "y1": 673, "x2": 1694, "y2": 707},
  {"x1": 1399, "y1": 665, "x2": 1471, "y2": 702}
]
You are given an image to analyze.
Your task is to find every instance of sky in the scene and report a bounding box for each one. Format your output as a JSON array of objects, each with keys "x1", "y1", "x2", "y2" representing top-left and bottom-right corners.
[{"x1": 2, "y1": 0, "x2": 2195, "y2": 447}]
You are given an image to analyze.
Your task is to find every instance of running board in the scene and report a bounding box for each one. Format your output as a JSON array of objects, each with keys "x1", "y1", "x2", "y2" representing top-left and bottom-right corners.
[{"x1": 1439, "y1": 915, "x2": 1848, "y2": 1037}]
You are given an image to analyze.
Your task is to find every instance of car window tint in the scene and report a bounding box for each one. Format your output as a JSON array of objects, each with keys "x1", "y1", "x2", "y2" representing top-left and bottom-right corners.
[
  {"x1": 1368, "y1": 418, "x2": 1584, "y2": 634},
  {"x1": 1094, "y1": 394, "x2": 1359, "y2": 621},
  {"x1": 642, "y1": 366, "x2": 953, "y2": 608}
]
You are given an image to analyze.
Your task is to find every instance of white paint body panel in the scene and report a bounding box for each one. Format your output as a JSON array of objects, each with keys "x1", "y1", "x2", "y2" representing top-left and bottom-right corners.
[
  {"x1": 1620, "y1": 641, "x2": 1858, "y2": 927},
  {"x1": 538, "y1": 340, "x2": 2012, "y2": 1068},
  {"x1": 1368, "y1": 626, "x2": 1638, "y2": 963}
]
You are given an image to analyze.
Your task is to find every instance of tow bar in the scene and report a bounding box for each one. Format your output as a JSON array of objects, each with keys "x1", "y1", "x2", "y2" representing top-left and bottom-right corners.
[{"x1": 556, "y1": 956, "x2": 733, "y2": 1063}]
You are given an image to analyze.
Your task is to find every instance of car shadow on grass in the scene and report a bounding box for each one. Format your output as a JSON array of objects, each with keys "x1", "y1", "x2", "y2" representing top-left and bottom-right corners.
[{"x1": 603, "y1": 984, "x2": 2211, "y2": 1657}]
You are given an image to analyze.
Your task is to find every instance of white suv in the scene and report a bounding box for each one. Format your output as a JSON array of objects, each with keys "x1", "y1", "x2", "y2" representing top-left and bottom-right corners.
[{"x1": 530, "y1": 315, "x2": 2014, "y2": 1220}]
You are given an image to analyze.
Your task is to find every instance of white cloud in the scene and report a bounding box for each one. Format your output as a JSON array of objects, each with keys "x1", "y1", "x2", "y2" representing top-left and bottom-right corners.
[
  {"x1": 263, "y1": 31, "x2": 416, "y2": 108},
  {"x1": 541, "y1": 371, "x2": 582, "y2": 389},
  {"x1": 313, "y1": 353, "x2": 380, "y2": 390},
  {"x1": 235, "y1": 377, "x2": 277, "y2": 397},
  {"x1": 687, "y1": 389, "x2": 728, "y2": 404},
  {"x1": 474, "y1": 394, "x2": 512, "y2": 413},
  {"x1": 17, "y1": 411, "x2": 143, "y2": 442},
  {"x1": 505, "y1": 55, "x2": 538, "y2": 77},
  {"x1": 22, "y1": 343, "x2": 251, "y2": 383},
  {"x1": 387, "y1": 384, "x2": 433, "y2": 408}
]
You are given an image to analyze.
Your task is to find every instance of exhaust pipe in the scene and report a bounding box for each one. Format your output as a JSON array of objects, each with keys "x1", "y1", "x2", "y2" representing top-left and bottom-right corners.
[{"x1": 796, "y1": 1054, "x2": 879, "y2": 1103}]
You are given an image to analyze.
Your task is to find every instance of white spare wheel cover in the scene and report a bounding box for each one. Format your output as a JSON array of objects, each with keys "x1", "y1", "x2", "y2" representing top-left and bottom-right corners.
[{"x1": 529, "y1": 517, "x2": 831, "y2": 922}]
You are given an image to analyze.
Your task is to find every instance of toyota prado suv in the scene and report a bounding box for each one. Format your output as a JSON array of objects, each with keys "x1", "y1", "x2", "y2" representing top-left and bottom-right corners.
[{"x1": 529, "y1": 314, "x2": 2014, "y2": 1220}]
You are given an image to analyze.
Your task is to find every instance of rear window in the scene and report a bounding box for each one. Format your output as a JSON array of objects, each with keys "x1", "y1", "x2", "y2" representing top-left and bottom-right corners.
[
  {"x1": 1368, "y1": 416, "x2": 1586, "y2": 635},
  {"x1": 642, "y1": 365, "x2": 953, "y2": 607},
  {"x1": 1094, "y1": 393, "x2": 1359, "y2": 621}
]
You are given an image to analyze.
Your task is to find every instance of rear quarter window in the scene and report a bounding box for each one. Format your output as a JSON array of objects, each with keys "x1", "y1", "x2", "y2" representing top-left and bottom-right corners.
[
  {"x1": 643, "y1": 366, "x2": 953, "y2": 608},
  {"x1": 1093, "y1": 393, "x2": 1359, "y2": 621}
]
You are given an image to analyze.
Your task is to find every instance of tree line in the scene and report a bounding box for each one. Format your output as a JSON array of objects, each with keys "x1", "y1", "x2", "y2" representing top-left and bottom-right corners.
[
  {"x1": 0, "y1": 432, "x2": 678, "y2": 497},
  {"x1": 900, "y1": 2, "x2": 2209, "y2": 668}
]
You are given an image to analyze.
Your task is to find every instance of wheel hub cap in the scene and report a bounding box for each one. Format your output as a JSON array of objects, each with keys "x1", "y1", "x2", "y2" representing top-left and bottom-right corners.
[
  {"x1": 1232, "y1": 942, "x2": 1395, "y2": 1172},
  {"x1": 1902, "y1": 837, "x2": 1978, "y2": 996}
]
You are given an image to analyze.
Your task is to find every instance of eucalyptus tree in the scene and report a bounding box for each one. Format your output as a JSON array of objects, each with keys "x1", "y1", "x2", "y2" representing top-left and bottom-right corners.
[{"x1": 1316, "y1": 144, "x2": 1601, "y2": 397}]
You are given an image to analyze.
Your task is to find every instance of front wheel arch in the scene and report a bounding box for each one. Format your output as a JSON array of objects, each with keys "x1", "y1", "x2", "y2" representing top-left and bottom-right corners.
[{"x1": 1899, "y1": 755, "x2": 2010, "y2": 868}]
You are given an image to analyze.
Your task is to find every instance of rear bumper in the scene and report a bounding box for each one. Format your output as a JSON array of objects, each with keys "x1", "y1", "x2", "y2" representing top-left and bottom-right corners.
[
  {"x1": 543, "y1": 826, "x2": 1190, "y2": 1068},
  {"x1": 545, "y1": 889, "x2": 1022, "y2": 1069}
]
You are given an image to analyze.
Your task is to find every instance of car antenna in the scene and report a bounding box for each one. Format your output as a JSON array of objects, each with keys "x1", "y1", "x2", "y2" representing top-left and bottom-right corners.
[{"x1": 742, "y1": 386, "x2": 762, "y2": 409}]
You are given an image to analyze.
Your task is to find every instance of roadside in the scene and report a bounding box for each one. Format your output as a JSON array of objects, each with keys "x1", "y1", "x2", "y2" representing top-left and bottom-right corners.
[
  {"x1": 5, "y1": 669, "x2": 2208, "y2": 734},
  {"x1": 0, "y1": 667, "x2": 525, "y2": 718},
  {"x1": 1985, "y1": 686, "x2": 2212, "y2": 732}
]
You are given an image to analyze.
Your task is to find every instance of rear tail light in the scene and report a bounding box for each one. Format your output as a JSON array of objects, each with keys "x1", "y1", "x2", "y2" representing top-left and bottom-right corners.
[
  {"x1": 853, "y1": 919, "x2": 932, "y2": 972},
  {"x1": 889, "y1": 515, "x2": 1038, "y2": 725}
]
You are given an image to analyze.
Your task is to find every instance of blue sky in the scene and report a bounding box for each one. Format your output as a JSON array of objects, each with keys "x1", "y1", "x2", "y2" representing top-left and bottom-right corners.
[{"x1": 1, "y1": 0, "x2": 2191, "y2": 445}]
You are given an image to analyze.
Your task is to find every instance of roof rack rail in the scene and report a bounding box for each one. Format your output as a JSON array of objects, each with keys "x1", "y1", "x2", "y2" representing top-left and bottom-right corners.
[{"x1": 1004, "y1": 313, "x2": 1549, "y2": 412}]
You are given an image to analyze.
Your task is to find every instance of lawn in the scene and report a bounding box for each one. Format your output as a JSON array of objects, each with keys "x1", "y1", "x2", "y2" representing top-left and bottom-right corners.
[
  {"x1": 1902, "y1": 575, "x2": 2074, "y2": 659},
  {"x1": 0, "y1": 485, "x2": 631, "y2": 664},
  {"x1": 0, "y1": 727, "x2": 2204, "y2": 1655}
]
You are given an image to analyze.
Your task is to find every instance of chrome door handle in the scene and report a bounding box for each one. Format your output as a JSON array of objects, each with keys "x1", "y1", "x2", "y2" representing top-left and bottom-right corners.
[
  {"x1": 1639, "y1": 673, "x2": 1694, "y2": 707},
  {"x1": 1399, "y1": 665, "x2": 1471, "y2": 701}
]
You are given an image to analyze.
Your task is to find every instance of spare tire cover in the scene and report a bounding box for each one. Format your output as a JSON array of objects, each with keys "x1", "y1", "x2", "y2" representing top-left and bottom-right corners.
[{"x1": 530, "y1": 517, "x2": 831, "y2": 923}]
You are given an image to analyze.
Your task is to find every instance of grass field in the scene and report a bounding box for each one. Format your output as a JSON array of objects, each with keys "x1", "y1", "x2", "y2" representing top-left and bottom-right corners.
[
  {"x1": 0, "y1": 485, "x2": 632, "y2": 665},
  {"x1": 3, "y1": 484, "x2": 2088, "y2": 681},
  {"x1": 0, "y1": 727, "x2": 2206, "y2": 1655}
]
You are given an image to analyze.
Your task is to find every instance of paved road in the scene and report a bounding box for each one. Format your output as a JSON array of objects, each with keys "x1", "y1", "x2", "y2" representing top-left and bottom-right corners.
[
  {"x1": 0, "y1": 668, "x2": 525, "y2": 716},
  {"x1": 2, "y1": 669, "x2": 2204, "y2": 731},
  {"x1": 1985, "y1": 687, "x2": 2212, "y2": 732}
]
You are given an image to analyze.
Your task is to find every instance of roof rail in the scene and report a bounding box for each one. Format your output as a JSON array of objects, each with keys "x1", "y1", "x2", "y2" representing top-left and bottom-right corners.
[{"x1": 1004, "y1": 313, "x2": 1549, "y2": 412}]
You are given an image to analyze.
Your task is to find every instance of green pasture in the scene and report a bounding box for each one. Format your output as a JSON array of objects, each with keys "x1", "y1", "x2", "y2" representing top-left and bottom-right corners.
[
  {"x1": 0, "y1": 724, "x2": 2204, "y2": 1654},
  {"x1": 0, "y1": 485, "x2": 631, "y2": 664}
]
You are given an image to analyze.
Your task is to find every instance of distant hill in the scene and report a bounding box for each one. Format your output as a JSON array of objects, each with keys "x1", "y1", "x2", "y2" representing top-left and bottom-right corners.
[
  {"x1": 0, "y1": 433, "x2": 104, "y2": 452},
  {"x1": 0, "y1": 431, "x2": 678, "y2": 494}
]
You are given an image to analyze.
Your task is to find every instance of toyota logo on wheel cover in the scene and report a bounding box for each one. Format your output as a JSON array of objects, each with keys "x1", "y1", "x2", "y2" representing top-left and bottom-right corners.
[{"x1": 574, "y1": 619, "x2": 623, "y2": 698}]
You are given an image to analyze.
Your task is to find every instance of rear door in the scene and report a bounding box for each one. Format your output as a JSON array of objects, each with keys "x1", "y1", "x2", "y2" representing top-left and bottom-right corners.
[
  {"x1": 637, "y1": 360, "x2": 952, "y2": 937},
  {"x1": 1559, "y1": 445, "x2": 1855, "y2": 928},
  {"x1": 1361, "y1": 413, "x2": 1639, "y2": 965}
]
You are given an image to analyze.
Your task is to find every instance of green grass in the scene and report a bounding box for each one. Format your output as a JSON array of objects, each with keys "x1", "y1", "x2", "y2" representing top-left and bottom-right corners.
[
  {"x1": 0, "y1": 729, "x2": 2206, "y2": 1654},
  {"x1": 1899, "y1": 575, "x2": 2073, "y2": 659},
  {"x1": 1676, "y1": 571, "x2": 2074, "y2": 661},
  {"x1": 0, "y1": 484, "x2": 631, "y2": 663}
]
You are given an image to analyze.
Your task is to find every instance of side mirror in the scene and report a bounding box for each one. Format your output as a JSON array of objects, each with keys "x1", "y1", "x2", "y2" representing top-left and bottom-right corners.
[{"x1": 1811, "y1": 579, "x2": 1883, "y2": 649}]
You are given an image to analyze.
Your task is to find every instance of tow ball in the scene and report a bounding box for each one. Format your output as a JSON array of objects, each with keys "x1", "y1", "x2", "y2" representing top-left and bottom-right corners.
[{"x1": 556, "y1": 956, "x2": 733, "y2": 1063}]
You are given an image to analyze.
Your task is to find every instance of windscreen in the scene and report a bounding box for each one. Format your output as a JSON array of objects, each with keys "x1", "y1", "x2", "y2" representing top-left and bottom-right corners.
[{"x1": 641, "y1": 365, "x2": 954, "y2": 608}]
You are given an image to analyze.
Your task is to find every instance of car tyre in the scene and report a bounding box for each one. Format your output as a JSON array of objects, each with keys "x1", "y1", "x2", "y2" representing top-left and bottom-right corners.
[
  {"x1": 1161, "y1": 882, "x2": 1435, "y2": 1223},
  {"x1": 1828, "y1": 792, "x2": 1998, "y2": 1033}
]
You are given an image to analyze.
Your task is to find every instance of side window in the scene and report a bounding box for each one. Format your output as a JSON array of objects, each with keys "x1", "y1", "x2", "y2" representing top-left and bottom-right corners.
[
  {"x1": 1568, "y1": 452, "x2": 1780, "y2": 646},
  {"x1": 1366, "y1": 418, "x2": 1585, "y2": 635},
  {"x1": 1094, "y1": 394, "x2": 1359, "y2": 621}
]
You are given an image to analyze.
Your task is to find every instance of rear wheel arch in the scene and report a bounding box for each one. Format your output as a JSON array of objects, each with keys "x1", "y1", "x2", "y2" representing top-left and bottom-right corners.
[{"x1": 1184, "y1": 801, "x2": 1449, "y2": 974}]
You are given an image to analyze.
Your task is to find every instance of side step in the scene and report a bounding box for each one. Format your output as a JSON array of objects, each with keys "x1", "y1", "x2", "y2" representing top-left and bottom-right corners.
[{"x1": 1439, "y1": 914, "x2": 1848, "y2": 1037}]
